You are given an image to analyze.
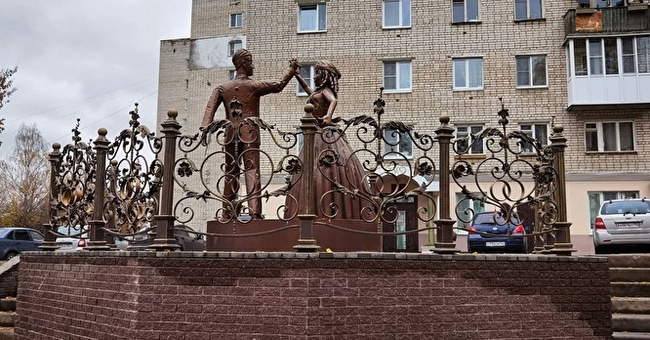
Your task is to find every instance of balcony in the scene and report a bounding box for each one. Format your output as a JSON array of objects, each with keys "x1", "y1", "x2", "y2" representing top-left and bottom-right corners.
[{"x1": 564, "y1": 6, "x2": 650, "y2": 37}]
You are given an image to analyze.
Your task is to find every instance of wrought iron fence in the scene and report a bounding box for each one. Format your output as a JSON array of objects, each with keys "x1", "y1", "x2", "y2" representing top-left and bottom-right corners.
[{"x1": 41, "y1": 94, "x2": 574, "y2": 254}]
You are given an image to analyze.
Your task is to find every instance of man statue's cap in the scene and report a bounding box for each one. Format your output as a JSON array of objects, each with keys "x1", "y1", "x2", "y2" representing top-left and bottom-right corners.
[{"x1": 232, "y1": 49, "x2": 252, "y2": 65}]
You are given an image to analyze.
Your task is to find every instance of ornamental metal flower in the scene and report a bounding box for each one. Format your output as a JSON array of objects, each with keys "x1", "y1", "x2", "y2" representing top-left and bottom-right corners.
[{"x1": 177, "y1": 161, "x2": 193, "y2": 177}]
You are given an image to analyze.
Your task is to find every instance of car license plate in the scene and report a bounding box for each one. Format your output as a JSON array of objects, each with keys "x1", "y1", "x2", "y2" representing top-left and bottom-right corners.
[
  {"x1": 617, "y1": 222, "x2": 641, "y2": 229},
  {"x1": 485, "y1": 242, "x2": 506, "y2": 247}
]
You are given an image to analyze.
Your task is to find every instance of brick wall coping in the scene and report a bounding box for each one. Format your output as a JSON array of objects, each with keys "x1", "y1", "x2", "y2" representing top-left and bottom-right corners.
[
  {"x1": 23, "y1": 250, "x2": 608, "y2": 263},
  {"x1": 0, "y1": 256, "x2": 20, "y2": 275}
]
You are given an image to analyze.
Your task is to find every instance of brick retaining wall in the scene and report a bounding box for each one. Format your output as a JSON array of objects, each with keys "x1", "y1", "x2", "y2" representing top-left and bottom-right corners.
[{"x1": 15, "y1": 252, "x2": 612, "y2": 340}]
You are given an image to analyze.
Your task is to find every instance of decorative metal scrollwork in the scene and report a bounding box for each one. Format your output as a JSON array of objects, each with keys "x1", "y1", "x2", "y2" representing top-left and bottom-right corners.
[
  {"x1": 451, "y1": 98, "x2": 559, "y2": 249},
  {"x1": 105, "y1": 103, "x2": 163, "y2": 234},
  {"x1": 51, "y1": 119, "x2": 95, "y2": 236}
]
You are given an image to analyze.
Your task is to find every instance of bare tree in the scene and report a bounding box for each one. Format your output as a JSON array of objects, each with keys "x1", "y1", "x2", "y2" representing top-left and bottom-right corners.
[{"x1": 0, "y1": 124, "x2": 49, "y2": 227}]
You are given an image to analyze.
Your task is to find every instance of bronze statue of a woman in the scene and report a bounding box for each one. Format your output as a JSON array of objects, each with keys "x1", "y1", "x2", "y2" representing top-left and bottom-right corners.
[{"x1": 286, "y1": 61, "x2": 370, "y2": 220}]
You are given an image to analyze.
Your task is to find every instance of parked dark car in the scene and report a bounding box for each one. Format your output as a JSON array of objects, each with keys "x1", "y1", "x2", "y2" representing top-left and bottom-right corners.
[
  {"x1": 0, "y1": 227, "x2": 44, "y2": 259},
  {"x1": 120, "y1": 225, "x2": 205, "y2": 251},
  {"x1": 467, "y1": 211, "x2": 527, "y2": 253}
]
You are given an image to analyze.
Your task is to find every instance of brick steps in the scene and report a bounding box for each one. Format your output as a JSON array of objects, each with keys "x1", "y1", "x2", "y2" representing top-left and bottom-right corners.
[
  {"x1": 610, "y1": 255, "x2": 650, "y2": 340},
  {"x1": 611, "y1": 282, "x2": 650, "y2": 297},
  {"x1": 612, "y1": 313, "x2": 650, "y2": 333},
  {"x1": 0, "y1": 328, "x2": 13, "y2": 340},
  {"x1": 610, "y1": 268, "x2": 650, "y2": 282},
  {"x1": 613, "y1": 332, "x2": 650, "y2": 340},
  {"x1": 612, "y1": 297, "x2": 650, "y2": 314}
]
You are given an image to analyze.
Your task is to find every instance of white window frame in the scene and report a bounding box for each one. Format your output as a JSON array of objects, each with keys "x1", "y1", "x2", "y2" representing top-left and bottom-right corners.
[
  {"x1": 518, "y1": 123, "x2": 549, "y2": 153},
  {"x1": 588, "y1": 191, "x2": 639, "y2": 234},
  {"x1": 515, "y1": 0, "x2": 543, "y2": 21},
  {"x1": 383, "y1": 61, "x2": 412, "y2": 93},
  {"x1": 453, "y1": 58, "x2": 483, "y2": 91},
  {"x1": 516, "y1": 55, "x2": 548, "y2": 88},
  {"x1": 383, "y1": 0, "x2": 411, "y2": 29},
  {"x1": 383, "y1": 129, "x2": 413, "y2": 159},
  {"x1": 584, "y1": 121, "x2": 636, "y2": 152},
  {"x1": 298, "y1": 3, "x2": 327, "y2": 33},
  {"x1": 572, "y1": 37, "x2": 650, "y2": 77},
  {"x1": 229, "y1": 13, "x2": 243, "y2": 28},
  {"x1": 297, "y1": 64, "x2": 315, "y2": 96},
  {"x1": 452, "y1": 0, "x2": 480, "y2": 23},
  {"x1": 455, "y1": 125, "x2": 485, "y2": 155},
  {"x1": 228, "y1": 40, "x2": 243, "y2": 57}
]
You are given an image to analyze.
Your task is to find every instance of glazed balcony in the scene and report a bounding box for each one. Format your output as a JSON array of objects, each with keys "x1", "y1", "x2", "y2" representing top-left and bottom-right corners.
[{"x1": 564, "y1": 5, "x2": 650, "y2": 37}]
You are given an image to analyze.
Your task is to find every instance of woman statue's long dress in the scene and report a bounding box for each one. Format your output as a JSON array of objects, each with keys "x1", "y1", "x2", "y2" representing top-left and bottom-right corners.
[{"x1": 285, "y1": 61, "x2": 370, "y2": 220}]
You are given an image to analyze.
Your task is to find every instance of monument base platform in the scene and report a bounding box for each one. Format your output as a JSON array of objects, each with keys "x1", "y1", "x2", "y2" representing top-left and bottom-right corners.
[{"x1": 206, "y1": 219, "x2": 381, "y2": 252}]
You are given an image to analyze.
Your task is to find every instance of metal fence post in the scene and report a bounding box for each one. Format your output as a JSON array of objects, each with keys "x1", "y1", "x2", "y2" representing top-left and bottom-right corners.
[
  {"x1": 549, "y1": 125, "x2": 575, "y2": 256},
  {"x1": 293, "y1": 104, "x2": 320, "y2": 252},
  {"x1": 150, "y1": 109, "x2": 181, "y2": 251},
  {"x1": 39, "y1": 143, "x2": 62, "y2": 251},
  {"x1": 87, "y1": 128, "x2": 111, "y2": 250},
  {"x1": 433, "y1": 115, "x2": 458, "y2": 254}
]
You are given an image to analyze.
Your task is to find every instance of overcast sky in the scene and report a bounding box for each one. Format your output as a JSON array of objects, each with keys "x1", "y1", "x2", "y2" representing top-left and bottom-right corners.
[{"x1": 0, "y1": 1, "x2": 191, "y2": 157}]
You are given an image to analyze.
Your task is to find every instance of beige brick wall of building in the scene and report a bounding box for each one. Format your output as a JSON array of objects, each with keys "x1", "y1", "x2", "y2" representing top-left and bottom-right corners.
[{"x1": 157, "y1": 0, "x2": 650, "y2": 245}]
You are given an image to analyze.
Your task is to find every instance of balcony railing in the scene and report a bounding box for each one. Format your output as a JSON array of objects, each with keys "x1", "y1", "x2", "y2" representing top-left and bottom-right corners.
[{"x1": 564, "y1": 6, "x2": 650, "y2": 36}]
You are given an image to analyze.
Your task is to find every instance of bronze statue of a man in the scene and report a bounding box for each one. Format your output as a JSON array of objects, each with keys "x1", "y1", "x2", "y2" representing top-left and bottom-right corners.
[{"x1": 201, "y1": 49, "x2": 298, "y2": 221}]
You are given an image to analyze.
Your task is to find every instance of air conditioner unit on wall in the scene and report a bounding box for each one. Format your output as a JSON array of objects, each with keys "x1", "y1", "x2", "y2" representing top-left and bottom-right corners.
[{"x1": 578, "y1": 0, "x2": 591, "y2": 8}]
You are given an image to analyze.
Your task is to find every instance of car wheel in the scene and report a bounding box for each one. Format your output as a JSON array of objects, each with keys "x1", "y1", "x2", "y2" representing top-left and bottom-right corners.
[{"x1": 5, "y1": 252, "x2": 18, "y2": 260}]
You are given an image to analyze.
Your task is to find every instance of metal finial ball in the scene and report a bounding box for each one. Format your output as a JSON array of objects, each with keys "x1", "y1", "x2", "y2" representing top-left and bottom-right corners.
[
  {"x1": 168, "y1": 109, "x2": 179, "y2": 118},
  {"x1": 52, "y1": 143, "x2": 61, "y2": 150},
  {"x1": 98, "y1": 128, "x2": 108, "y2": 136},
  {"x1": 553, "y1": 124, "x2": 564, "y2": 134},
  {"x1": 304, "y1": 103, "x2": 314, "y2": 113},
  {"x1": 439, "y1": 115, "x2": 450, "y2": 124}
]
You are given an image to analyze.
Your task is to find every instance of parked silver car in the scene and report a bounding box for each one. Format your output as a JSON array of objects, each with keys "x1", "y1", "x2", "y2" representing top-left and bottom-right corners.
[
  {"x1": 593, "y1": 198, "x2": 650, "y2": 254},
  {"x1": 119, "y1": 225, "x2": 205, "y2": 251}
]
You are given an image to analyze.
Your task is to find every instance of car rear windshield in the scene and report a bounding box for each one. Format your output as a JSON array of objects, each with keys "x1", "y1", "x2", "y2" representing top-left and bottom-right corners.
[
  {"x1": 474, "y1": 213, "x2": 520, "y2": 225},
  {"x1": 601, "y1": 200, "x2": 650, "y2": 215}
]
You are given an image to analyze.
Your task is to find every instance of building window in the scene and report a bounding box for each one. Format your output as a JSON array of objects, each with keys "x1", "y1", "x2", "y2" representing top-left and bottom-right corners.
[
  {"x1": 383, "y1": 61, "x2": 412, "y2": 92},
  {"x1": 453, "y1": 58, "x2": 483, "y2": 90},
  {"x1": 452, "y1": 0, "x2": 479, "y2": 23},
  {"x1": 519, "y1": 123, "x2": 548, "y2": 153},
  {"x1": 638, "y1": 36, "x2": 650, "y2": 73},
  {"x1": 228, "y1": 40, "x2": 242, "y2": 57},
  {"x1": 298, "y1": 4, "x2": 326, "y2": 33},
  {"x1": 228, "y1": 70, "x2": 236, "y2": 80},
  {"x1": 588, "y1": 191, "x2": 638, "y2": 233},
  {"x1": 455, "y1": 125, "x2": 484, "y2": 154},
  {"x1": 455, "y1": 192, "x2": 485, "y2": 234},
  {"x1": 585, "y1": 121, "x2": 635, "y2": 152},
  {"x1": 516, "y1": 55, "x2": 547, "y2": 87},
  {"x1": 297, "y1": 64, "x2": 315, "y2": 96},
  {"x1": 573, "y1": 37, "x2": 650, "y2": 76},
  {"x1": 383, "y1": 0, "x2": 411, "y2": 28},
  {"x1": 515, "y1": 0, "x2": 542, "y2": 20},
  {"x1": 229, "y1": 13, "x2": 243, "y2": 28},
  {"x1": 296, "y1": 129, "x2": 304, "y2": 154},
  {"x1": 383, "y1": 129, "x2": 413, "y2": 159}
]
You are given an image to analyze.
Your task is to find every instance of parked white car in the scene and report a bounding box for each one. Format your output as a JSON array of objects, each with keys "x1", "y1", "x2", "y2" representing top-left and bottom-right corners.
[
  {"x1": 55, "y1": 225, "x2": 89, "y2": 251},
  {"x1": 593, "y1": 198, "x2": 650, "y2": 254}
]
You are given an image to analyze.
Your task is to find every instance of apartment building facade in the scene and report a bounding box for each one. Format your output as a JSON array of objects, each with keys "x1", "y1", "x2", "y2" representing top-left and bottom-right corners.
[{"x1": 157, "y1": 0, "x2": 650, "y2": 252}]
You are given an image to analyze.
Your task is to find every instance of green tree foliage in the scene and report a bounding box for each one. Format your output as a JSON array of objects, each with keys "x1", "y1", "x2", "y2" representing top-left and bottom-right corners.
[
  {"x1": 0, "y1": 67, "x2": 15, "y2": 147},
  {"x1": 0, "y1": 67, "x2": 17, "y2": 111},
  {"x1": 0, "y1": 124, "x2": 49, "y2": 228}
]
